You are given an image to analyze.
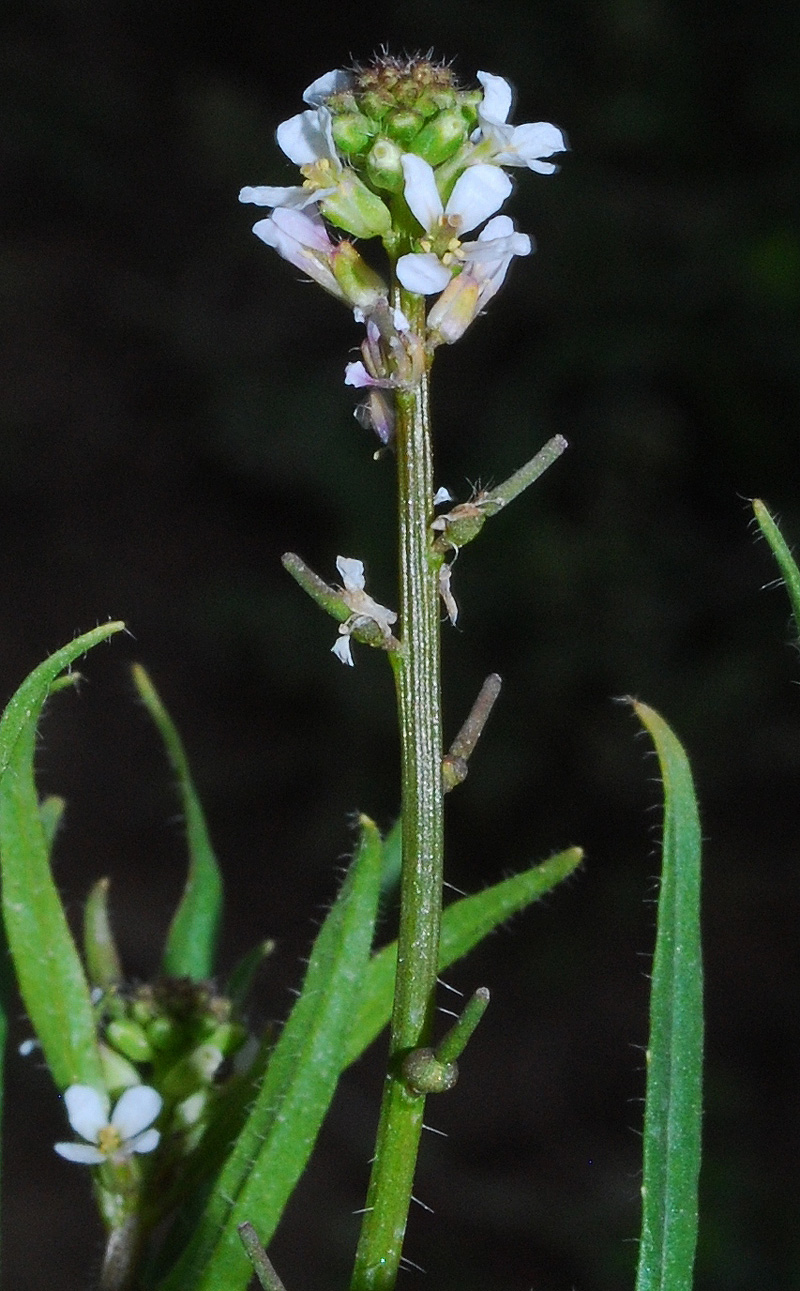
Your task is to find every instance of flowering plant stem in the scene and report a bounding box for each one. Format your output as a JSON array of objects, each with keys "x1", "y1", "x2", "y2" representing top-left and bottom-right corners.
[{"x1": 350, "y1": 290, "x2": 445, "y2": 1291}]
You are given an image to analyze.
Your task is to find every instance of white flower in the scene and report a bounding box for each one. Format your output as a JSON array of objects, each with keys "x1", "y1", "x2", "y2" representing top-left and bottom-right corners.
[
  {"x1": 54, "y1": 1084, "x2": 162, "y2": 1166},
  {"x1": 474, "y1": 71, "x2": 567, "y2": 174},
  {"x1": 396, "y1": 154, "x2": 513, "y2": 294},
  {"x1": 427, "y1": 214, "x2": 532, "y2": 340},
  {"x1": 239, "y1": 105, "x2": 341, "y2": 213},
  {"x1": 332, "y1": 556, "x2": 397, "y2": 666}
]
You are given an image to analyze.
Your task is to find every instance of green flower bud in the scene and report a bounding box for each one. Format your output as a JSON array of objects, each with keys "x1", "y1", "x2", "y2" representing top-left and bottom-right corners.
[
  {"x1": 106, "y1": 1018, "x2": 155, "y2": 1064},
  {"x1": 409, "y1": 109, "x2": 469, "y2": 166},
  {"x1": 146, "y1": 1015, "x2": 180, "y2": 1052},
  {"x1": 331, "y1": 112, "x2": 375, "y2": 156},
  {"x1": 98, "y1": 1042, "x2": 142, "y2": 1095},
  {"x1": 365, "y1": 136, "x2": 405, "y2": 193},
  {"x1": 384, "y1": 108, "x2": 423, "y2": 145},
  {"x1": 359, "y1": 89, "x2": 393, "y2": 121},
  {"x1": 321, "y1": 172, "x2": 391, "y2": 240}
]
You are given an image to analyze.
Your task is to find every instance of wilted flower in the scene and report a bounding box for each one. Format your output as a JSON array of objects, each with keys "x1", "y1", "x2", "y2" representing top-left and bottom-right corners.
[
  {"x1": 332, "y1": 556, "x2": 397, "y2": 666},
  {"x1": 54, "y1": 1084, "x2": 161, "y2": 1166}
]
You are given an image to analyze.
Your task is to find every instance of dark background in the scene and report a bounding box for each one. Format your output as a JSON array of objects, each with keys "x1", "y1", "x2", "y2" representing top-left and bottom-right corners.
[{"x1": 2, "y1": 1, "x2": 799, "y2": 1288}]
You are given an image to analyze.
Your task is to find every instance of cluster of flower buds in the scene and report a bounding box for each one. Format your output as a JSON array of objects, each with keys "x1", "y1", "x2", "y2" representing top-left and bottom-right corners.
[
  {"x1": 240, "y1": 54, "x2": 566, "y2": 439},
  {"x1": 54, "y1": 977, "x2": 249, "y2": 1170}
]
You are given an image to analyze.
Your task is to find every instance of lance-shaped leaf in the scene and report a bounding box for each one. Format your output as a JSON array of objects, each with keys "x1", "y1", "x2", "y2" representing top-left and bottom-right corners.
[
  {"x1": 0, "y1": 623, "x2": 125, "y2": 1090},
  {"x1": 752, "y1": 499, "x2": 800, "y2": 642},
  {"x1": 131, "y1": 665, "x2": 223, "y2": 981},
  {"x1": 633, "y1": 702, "x2": 703, "y2": 1291},
  {"x1": 153, "y1": 816, "x2": 384, "y2": 1291},
  {"x1": 343, "y1": 845, "x2": 582, "y2": 1068}
]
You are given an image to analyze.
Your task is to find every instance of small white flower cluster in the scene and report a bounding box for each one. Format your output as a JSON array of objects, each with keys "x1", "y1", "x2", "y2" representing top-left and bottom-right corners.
[{"x1": 240, "y1": 60, "x2": 566, "y2": 420}]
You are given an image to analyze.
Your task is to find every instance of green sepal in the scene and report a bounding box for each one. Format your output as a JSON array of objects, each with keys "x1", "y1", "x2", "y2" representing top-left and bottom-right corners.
[
  {"x1": 633, "y1": 702, "x2": 703, "y2": 1291},
  {"x1": 320, "y1": 173, "x2": 392, "y2": 241},
  {"x1": 0, "y1": 622, "x2": 125, "y2": 1090},
  {"x1": 131, "y1": 665, "x2": 223, "y2": 982},
  {"x1": 752, "y1": 498, "x2": 800, "y2": 641},
  {"x1": 343, "y1": 845, "x2": 583, "y2": 1067},
  {"x1": 152, "y1": 816, "x2": 384, "y2": 1291}
]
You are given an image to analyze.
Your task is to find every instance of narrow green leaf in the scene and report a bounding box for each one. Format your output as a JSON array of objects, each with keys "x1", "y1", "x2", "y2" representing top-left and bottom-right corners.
[
  {"x1": 131, "y1": 665, "x2": 223, "y2": 980},
  {"x1": 343, "y1": 845, "x2": 583, "y2": 1068},
  {"x1": 0, "y1": 623, "x2": 125, "y2": 1090},
  {"x1": 154, "y1": 816, "x2": 384, "y2": 1291},
  {"x1": 633, "y1": 702, "x2": 703, "y2": 1291},
  {"x1": 753, "y1": 498, "x2": 800, "y2": 640}
]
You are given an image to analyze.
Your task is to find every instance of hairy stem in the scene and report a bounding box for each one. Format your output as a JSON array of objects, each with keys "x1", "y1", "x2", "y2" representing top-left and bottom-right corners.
[{"x1": 350, "y1": 291, "x2": 444, "y2": 1291}]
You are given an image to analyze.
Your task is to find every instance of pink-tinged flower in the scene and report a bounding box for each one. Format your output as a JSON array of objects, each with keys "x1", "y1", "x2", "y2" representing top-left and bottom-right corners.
[
  {"x1": 474, "y1": 72, "x2": 567, "y2": 174},
  {"x1": 427, "y1": 214, "x2": 532, "y2": 342},
  {"x1": 396, "y1": 154, "x2": 512, "y2": 294},
  {"x1": 253, "y1": 207, "x2": 348, "y2": 300},
  {"x1": 252, "y1": 208, "x2": 387, "y2": 309},
  {"x1": 332, "y1": 556, "x2": 397, "y2": 666},
  {"x1": 54, "y1": 1084, "x2": 161, "y2": 1166}
]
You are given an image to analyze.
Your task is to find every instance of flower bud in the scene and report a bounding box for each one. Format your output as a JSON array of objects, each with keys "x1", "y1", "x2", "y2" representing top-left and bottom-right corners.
[
  {"x1": 365, "y1": 136, "x2": 405, "y2": 193},
  {"x1": 145, "y1": 1015, "x2": 180, "y2": 1052},
  {"x1": 385, "y1": 108, "x2": 423, "y2": 145},
  {"x1": 409, "y1": 109, "x2": 469, "y2": 166},
  {"x1": 98, "y1": 1042, "x2": 142, "y2": 1095},
  {"x1": 321, "y1": 172, "x2": 392, "y2": 239},
  {"x1": 331, "y1": 111, "x2": 375, "y2": 156},
  {"x1": 106, "y1": 1019, "x2": 155, "y2": 1064}
]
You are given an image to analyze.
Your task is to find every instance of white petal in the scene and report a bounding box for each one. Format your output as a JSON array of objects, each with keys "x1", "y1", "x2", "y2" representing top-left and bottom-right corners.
[
  {"x1": 64, "y1": 1085, "x2": 109, "y2": 1143},
  {"x1": 336, "y1": 556, "x2": 365, "y2": 591},
  {"x1": 54, "y1": 1141, "x2": 106, "y2": 1165},
  {"x1": 331, "y1": 634, "x2": 354, "y2": 666},
  {"x1": 477, "y1": 72, "x2": 513, "y2": 125},
  {"x1": 130, "y1": 1128, "x2": 161, "y2": 1155},
  {"x1": 502, "y1": 121, "x2": 567, "y2": 167},
  {"x1": 434, "y1": 486, "x2": 453, "y2": 506},
  {"x1": 111, "y1": 1085, "x2": 162, "y2": 1139},
  {"x1": 445, "y1": 165, "x2": 512, "y2": 234},
  {"x1": 239, "y1": 184, "x2": 314, "y2": 209},
  {"x1": 400, "y1": 154, "x2": 443, "y2": 233},
  {"x1": 396, "y1": 252, "x2": 452, "y2": 295},
  {"x1": 270, "y1": 205, "x2": 333, "y2": 252},
  {"x1": 277, "y1": 107, "x2": 336, "y2": 167},
  {"x1": 478, "y1": 214, "x2": 515, "y2": 241},
  {"x1": 303, "y1": 69, "x2": 352, "y2": 105}
]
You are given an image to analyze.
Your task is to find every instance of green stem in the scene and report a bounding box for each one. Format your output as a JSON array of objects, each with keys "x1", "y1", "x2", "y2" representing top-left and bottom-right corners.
[{"x1": 350, "y1": 291, "x2": 444, "y2": 1291}]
